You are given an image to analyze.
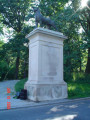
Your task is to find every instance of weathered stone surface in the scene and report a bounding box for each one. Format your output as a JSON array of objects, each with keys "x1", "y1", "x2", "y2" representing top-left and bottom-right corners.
[
  {"x1": 24, "y1": 27, "x2": 68, "y2": 101},
  {"x1": 24, "y1": 83, "x2": 67, "y2": 101}
]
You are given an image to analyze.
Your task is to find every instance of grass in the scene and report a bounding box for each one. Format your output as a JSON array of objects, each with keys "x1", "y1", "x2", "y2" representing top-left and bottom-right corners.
[
  {"x1": 15, "y1": 76, "x2": 90, "y2": 99},
  {"x1": 68, "y1": 82, "x2": 90, "y2": 99}
]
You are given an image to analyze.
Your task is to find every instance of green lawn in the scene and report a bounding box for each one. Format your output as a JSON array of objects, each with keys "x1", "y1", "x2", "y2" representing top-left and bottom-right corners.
[
  {"x1": 68, "y1": 83, "x2": 90, "y2": 99},
  {"x1": 15, "y1": 78, "x2": 90, "y2": 99}
]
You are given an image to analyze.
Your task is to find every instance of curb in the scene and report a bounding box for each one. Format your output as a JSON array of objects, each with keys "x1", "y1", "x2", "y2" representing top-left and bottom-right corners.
[{"x1": 1, "y1": 97, "x2": 90, "y2": 111}]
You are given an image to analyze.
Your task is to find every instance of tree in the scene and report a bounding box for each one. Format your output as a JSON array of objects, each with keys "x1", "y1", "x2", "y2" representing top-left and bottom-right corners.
[
  {"x1": 71, "y1": 0, "x2": 90, "y2": 73},
  {"x1": 0, "y1": 0, "x2": 32, "y2": 32},
  {"x1": 52, "y1": 0, "x2": 90, "y2": 74},
  {"x1": 0, "y1": 0, "x2": 32, "y2": 79}
]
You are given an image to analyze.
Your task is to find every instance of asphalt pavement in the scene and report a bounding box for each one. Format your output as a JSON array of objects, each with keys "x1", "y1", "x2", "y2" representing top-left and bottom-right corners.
[{"x1": 0, "y1": 99, "x2": 90, "y2": 120}]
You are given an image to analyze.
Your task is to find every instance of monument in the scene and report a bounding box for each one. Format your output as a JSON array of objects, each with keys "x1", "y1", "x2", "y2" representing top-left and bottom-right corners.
[{"x1": 24, "y1": 27, "x2": 68, "y2": 101}]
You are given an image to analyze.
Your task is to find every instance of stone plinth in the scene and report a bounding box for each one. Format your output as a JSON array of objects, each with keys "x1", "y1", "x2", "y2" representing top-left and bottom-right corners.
[{"x1": 24, "y1": 27, "x2": 68, "y2": 101}]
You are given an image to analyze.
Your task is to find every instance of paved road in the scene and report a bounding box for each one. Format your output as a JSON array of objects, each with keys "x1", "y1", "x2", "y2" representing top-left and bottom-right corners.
[{"x1": 0, "y1": 99, "x2": 90, "y2": 120}]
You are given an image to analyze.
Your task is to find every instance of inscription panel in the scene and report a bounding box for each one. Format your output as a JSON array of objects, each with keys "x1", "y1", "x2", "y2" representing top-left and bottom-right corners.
[{"x1": 41, "y1": 45, "x2": 61, "y2": 77}]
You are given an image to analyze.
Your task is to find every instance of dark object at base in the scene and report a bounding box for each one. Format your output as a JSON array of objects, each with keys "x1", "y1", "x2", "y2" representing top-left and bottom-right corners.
[{"x1": 19, "y1": 89, "x2": 27, "y2": 100}]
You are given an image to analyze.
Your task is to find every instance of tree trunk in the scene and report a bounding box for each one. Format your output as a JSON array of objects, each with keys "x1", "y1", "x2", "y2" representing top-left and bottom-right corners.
[
  {"x1": 15, "y1": 56, "x2": 20, "y2": 79},
  {"x1": 23, "y1": 60, "x2": 26, "y2": 78},
  {"x1": 79, "y1": 57, "x2": 82, "y2": 72},
  {"x1": 85, "y1": 47, "x2": 90, "y2": 74}
]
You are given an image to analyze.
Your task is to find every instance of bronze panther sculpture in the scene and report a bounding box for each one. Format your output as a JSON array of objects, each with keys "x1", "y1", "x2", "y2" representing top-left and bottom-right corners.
[{"x1": 33, "y1": 7, "x2": 57, "y2": 30}]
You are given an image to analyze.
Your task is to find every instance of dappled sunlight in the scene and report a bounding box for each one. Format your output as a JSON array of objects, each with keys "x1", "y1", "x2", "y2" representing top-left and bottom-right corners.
[
  {"x1": 68, "y1": 105, "x2": 78, "y2": 109},
  {"x1": 46, "y1": 106, "x2": 63, "y2": 114},
  {"x1": 44, "y1": 114, "x2": 77, "y2": 120},
  {"x1": 64, "y1": 104, "x2": 78, "y2": 109},
  {"x1": 49, "y1": 107, "x2": 62, "y2": 112},
  {"x1": 46, "y1": 103, "x2": 79, "y2": 116},
  {"x1": 68, "y1": 85, "x2": 76, "y2": 91},
  {"x1": 81, "y1": 0, "x2": 88, "y2": 8}
]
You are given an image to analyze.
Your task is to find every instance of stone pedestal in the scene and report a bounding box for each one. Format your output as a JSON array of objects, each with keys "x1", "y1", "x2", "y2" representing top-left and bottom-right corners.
[{"x1": 24, "y1": 27, "x2": 68, "y2": 101}]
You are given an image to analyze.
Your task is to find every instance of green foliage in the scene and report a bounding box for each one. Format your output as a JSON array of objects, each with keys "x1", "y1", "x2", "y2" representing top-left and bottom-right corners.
[
  {"x1": 39, "y1": 0, "x2": 69, "y2": 16},
  {"x1": 65, "y1": 0, "x2": 90, "y2": 73},
  {"x1": 0, "y1": 61, "x2": 8, "y2": 81},
  {"x1": 0, "y1": 0, "x2": 32, "y2": 32},
  {"x1": 65, "y1": 72, "x2": 90, "y2": 98},
  {"x1": 0, "y1": 26, "x2": 32, "y2": 80},
  {"x1": 7, "y1": 33, "x2": 28, "y2": 56},
  {"x1": 15, "y1": 78, "x2": 27, "y2": 92},
  {"x1": 39, "y1": 0, "x2": 88, "y2": 74},
  {"x1": 68, "y1": 83, "x2": 90, "y2": 98},
  {"x1": 72, "y1": 72, "x2": 90, "y2": 83},
  {"x1": 65, "y1": 72, "x2": 90, "y2": 84},
  {"x1": 0, "y1": 0, "x2": 34, "y2": 79},
  {"x1": 0, "y1": 58, "x2": 16, "y2": 81},
  {"x1": 0, "y1": 14, "x2": 4, "y2": 35}
]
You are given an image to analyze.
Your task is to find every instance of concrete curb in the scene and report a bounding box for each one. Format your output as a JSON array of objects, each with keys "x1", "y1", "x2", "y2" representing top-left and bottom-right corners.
[{"x1": 1, "y1": 97, "x2": 90, "y2": 111}]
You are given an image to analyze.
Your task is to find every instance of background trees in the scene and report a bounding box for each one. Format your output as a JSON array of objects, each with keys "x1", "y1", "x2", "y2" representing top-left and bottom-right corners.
[
  {"x1": 0, "y1": 0, "x2": 89, "y2": 81},
  {"x1": 0, "y1": 0, "x2": 33, "y2": 79},
  {"x1": 71, "y1": 0, "x2": 90, "y2": 73}
]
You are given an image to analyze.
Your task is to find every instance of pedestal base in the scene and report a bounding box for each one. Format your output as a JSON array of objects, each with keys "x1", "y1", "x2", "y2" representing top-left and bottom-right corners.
[{"x1": 24, "y1": 82, "x2": 68, "y2": 101}]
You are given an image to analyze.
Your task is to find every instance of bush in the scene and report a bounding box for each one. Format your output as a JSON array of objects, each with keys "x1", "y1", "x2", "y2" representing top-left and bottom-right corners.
[{"x1": 15, "y1": 78, "x2": 28, "y2": 92}]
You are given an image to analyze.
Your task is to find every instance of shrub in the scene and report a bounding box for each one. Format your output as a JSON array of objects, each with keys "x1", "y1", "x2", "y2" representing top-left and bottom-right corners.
[{"x1": 15, "y1": 78, "x2": 28, "y2": 92}]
